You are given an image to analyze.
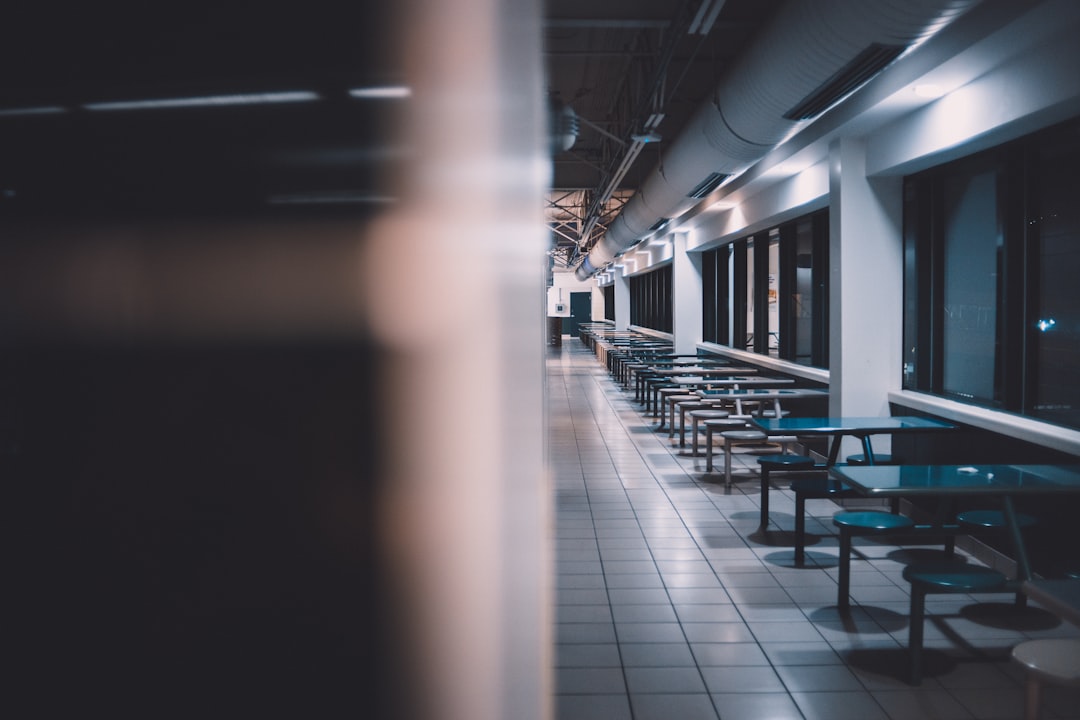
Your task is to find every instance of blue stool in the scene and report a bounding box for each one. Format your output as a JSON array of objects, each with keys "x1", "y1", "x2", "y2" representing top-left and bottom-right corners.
[
  {"x1": 834, "y1": 511, "x2": 915, "y2": 610},
  {"x1": 757, "y1": 454, "x2": 816, "y2": 533},
  {"x1": 903, "y1": 562, "x2": 1009, "y2": 685}
]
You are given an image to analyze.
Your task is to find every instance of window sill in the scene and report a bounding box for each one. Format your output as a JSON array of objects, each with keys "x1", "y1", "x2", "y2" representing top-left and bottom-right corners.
[
  {"x1": 889, "y1": 390, "x2": 1080, "y2": 457},
  {"x1": 696, "y1": 342, "x2": 829, "y2": 384}
]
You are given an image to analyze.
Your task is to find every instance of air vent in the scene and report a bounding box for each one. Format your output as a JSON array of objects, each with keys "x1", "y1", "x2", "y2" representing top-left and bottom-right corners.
[
  {"x1": 648, "y1": 217, "x2": 671, "y2": 232},
  {"x1": 687, "y1": 172, "x2": 730, "y2": 199},
  {"x1": 783, "y1": 43, "x2": 904, "y2": 121}
]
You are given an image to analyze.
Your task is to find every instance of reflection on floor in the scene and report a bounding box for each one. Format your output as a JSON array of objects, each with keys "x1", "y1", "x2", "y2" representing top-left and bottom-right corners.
[{"x1": 548, "y1": 340, "x2": 1080, "y2": 720}]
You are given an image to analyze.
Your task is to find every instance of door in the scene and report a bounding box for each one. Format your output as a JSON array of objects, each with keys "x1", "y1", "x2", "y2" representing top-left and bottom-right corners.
[{"x1": 567, "y1": 291, "x2": 592, "y2": 338}]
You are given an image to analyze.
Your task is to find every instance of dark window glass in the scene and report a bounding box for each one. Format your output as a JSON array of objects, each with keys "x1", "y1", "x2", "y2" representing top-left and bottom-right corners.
[
  {"x1": 903, "y1": 115, "x2": 1080, "y2": 431},
  {"x1": 628, "y1": 265, "x2": 672, "y2": 333},
  {"x1": 1028, "y1": 122, "x2": 1080, "y2": 427},
  {"x1": 940, "y1": 163, "x2": 1003, "y2": 405},
  {"x1": 699, "y1": 209, "x2": 828, "y2": 368},
  {"x1": 702, "y1": 249, "x2": 717, "y2": 342}
]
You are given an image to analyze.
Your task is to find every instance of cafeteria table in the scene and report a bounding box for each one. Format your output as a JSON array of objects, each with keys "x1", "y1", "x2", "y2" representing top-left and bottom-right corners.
[
  {"x1": 639, "y1": 365, "x2": 757, "y2": 409},
  {"x1": 830, "y1": 464, "x2": 1080, "y2": 684},
  {"x1": 696, "y1": 387, "x2": 828, "y2": 418},
  {"x1": 751, "y1": 415, "x2": 956, "y2": 467},
  {"x1": 748, "y1": 416, "x2": 956, "y2": 531},
  {"x1": 830, "y1": 463, "x2": 1080, "y2": 597}
]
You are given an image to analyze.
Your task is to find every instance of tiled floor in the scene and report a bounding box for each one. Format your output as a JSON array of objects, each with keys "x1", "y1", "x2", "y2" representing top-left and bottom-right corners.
[{"x1": 547, "y1": 339, "x2": 1080, "y2": 720}]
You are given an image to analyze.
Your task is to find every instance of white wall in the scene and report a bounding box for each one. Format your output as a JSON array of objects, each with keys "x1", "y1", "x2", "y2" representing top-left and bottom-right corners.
[{"x1": 548, "y1": 269, "x2": 601, "y2": 322}]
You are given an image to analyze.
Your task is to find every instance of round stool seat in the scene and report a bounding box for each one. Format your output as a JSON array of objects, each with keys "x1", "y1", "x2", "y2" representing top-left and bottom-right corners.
[
  {"x1": 902, "y1": 562, "x2": 1007, "y2": 593},
  {"x1": 758, "y1": 454, "x2": 815, "y2": 470},
  {"x1": 846, "y1": 453, "x2": 899, "y2": 465},
  {"x1": 956, "y1": 509, "x2": 1037, "y2": 529},
  {"x1": 703, "y1": 417, "x2": 745, "y2": 428},
  {"x1": 691, "y1": 409, "x2": 732, "y2": 420},
  {"x1": 833, "y1": 511, "x2": 915, "y2": 533},
  {"x1": 721, "y1": 430, "x2": 767, "y2": 442},
  {"x1": 1012, "y1": 639, "x2": 1080, "y2": 685}
]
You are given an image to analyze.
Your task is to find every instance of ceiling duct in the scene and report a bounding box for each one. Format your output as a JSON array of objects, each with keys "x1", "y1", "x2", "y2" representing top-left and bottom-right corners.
[
  {"x1": 576, "y1": 0, "x2": 980, "y2": 280},
  {"x1": 687, "y1": 172, "x2": 730, "y2": 200},
  {"x1": 783, "y1": 43, "x2": 905, "y2": 121}
]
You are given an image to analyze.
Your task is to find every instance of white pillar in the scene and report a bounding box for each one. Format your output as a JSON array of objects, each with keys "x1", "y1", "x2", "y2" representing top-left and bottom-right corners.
[
  {"x1": 672, "y1": 232, "x2": 702, "y2": 354},
  {"x1": 366, "y1": 0, "x2": 549, "y2": 718},
  {"x1": 829, "y1": 137, "x2": 904, "y2": 451},
  {"x1": 614, "y1": 271, "x2": 631, "y2": 330}
]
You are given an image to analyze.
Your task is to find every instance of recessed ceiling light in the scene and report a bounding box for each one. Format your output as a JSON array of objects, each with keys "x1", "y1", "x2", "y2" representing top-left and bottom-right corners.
[
  {"x1": 348, "y1": 86, "x2": 412, "y2": 99},
  {"x1": 83, "y1": 91, "x2": 321, "y2": 111},
  {"x1": 913, "y1": 83, "x2": 945, "y2": 99}
]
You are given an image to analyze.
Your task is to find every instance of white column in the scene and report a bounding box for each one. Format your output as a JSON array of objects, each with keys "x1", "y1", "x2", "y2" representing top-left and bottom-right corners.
[
  {"x1": 614, "y1": 270, "x2": 631, "y2": 330},
  {"x1": 829, "y1": 137, "x2": 904, "y2": 451},
  {"x1": 365, "y1": 0, "x2": 549, "y2": 718},
  {"x1": 672, "y1": 232, "x2": 702, "y2": 354}
]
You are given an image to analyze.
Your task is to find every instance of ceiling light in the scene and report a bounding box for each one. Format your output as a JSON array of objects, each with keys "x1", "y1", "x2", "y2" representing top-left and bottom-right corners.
[
  {"x1": 0, "y1": 105, "x2": 67, "y2": 117},
  {"x1": 913, "y1": 83, "x2": 945, "y2": 99},
  {"x1": 348, "y1": 86, "x2": 412, "y2": 99},
  {"x1": 83, "y1": 91, "x2": 320, "y2": 111}
]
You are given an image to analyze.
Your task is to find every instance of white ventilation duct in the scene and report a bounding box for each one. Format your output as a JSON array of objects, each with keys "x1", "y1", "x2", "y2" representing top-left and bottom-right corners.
[{"x1": 576, "y1": 0, "x2": 980, "y2": 279}]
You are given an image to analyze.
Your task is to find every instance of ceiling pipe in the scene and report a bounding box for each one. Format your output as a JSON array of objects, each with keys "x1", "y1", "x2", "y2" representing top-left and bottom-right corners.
[{"x1": 576, "y1": 0, "x2": 980, "y2": 279}]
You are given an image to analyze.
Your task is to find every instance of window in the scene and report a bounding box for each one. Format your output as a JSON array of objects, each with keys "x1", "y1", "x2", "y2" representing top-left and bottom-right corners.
[
  {"x1": 629, "y1": 264, "x2": 673, "y2": 332},
  {"x1": 702, "y1": 209, "x2": 828, "y2": 367},
  {"x1": 602, "y1": 284, "x2": 615, "y2": 322},
  {"x1": 903, "y1": 116, "x2": 1080, "y2": 430}
]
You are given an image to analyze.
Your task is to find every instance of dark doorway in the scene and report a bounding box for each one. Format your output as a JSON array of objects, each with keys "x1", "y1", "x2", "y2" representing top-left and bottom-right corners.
[{"x1": 567, "y1": 291, "x2": 592, "y2": 338}]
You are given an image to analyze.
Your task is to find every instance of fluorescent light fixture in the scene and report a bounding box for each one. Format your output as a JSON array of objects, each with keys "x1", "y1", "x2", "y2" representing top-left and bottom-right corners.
[
  {"x1": 348, "y1": 86, "x2": 411, "y2": 99},
  {"x1": 688, "y1": 0, "x2": 725, "y2": 36},
  {"x1": 913, "y1": 83, "x2": 945, "y2": 99},
  {"x1": 83, "y1": 91, "x2": 320, "y2": 111},
  {"x1": 0, "y1": 105, "x2": 67, "y2": 117}
]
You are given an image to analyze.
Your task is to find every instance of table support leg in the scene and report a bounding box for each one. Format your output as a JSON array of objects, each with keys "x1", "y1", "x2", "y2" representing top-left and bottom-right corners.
[
  {"x1": 909, "y1": 586, "x2": 926, "y2": 685},
  {"x1": 827, "y1": 437, "x2": 842, "y2": 466},
  {"x1": 1002, "y1": 496, "x2": 1032, "y2": 583},
  {"x1": 759, "y1": 465, "x2": 770, "y2": 532},
  {"x1": 838, "y1": 529, "x2": 852, "y2": 611}
]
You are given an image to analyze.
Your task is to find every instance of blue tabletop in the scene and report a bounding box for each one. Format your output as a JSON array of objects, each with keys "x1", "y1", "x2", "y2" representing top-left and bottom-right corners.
[
  {"x1": 698, "y1": 388, "x2": 826, "y2": 397},
  {"x1": 753, "y1": 416, "x2": 955, "y2": 434},
  {"x1": 831, "y1": 464, "x2": 1080, "y2": 496}
]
